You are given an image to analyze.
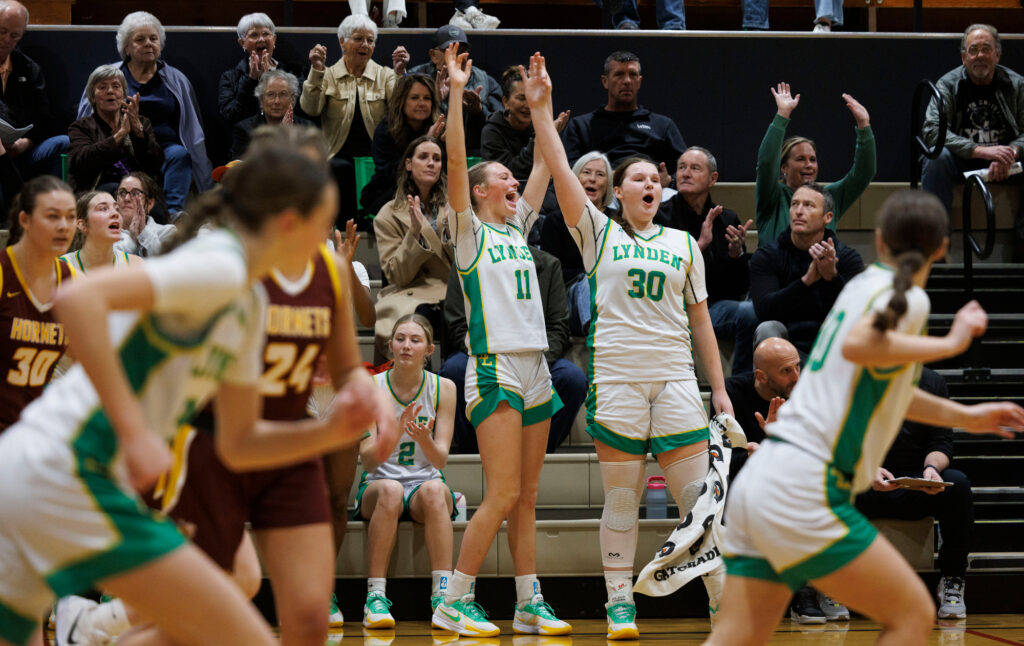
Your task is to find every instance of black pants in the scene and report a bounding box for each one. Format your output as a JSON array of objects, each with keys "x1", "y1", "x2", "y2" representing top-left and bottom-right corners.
[{"x1": 855, "y1": 468, "x2": 973, "y2": 577}]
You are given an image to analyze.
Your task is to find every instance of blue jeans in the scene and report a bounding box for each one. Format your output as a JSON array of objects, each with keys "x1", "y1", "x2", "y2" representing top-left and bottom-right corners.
[
  {"x1": 814, "y1": 0, "x2": 842, "y2": 24},
  {"x1": 742, "y1": 0, "x2": 769, "y2": 29},
  {"x1": 14, "y1": 135, "x2": 69, "y2": 180},
  {"x1": 162, "y1": 143, "x2": 192, "y2": 213},
  {"x1": 616, "y1": 0, "x2": 685, "y2": 29},
  {"x1": 708, "y1": 299, "x2": 759, "y2": 374},
  {"x1": 440, "y1": 352, "x2": 587, "y2": 454},
  {"x1": 567, "y1": 279, "x2": 591, "y2": 337}
]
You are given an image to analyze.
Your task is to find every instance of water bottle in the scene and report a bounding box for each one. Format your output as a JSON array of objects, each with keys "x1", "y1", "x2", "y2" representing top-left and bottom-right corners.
[
  {"x1": 645, "y1": 475, "x2": 667, "y2": 519},
  {"x1": 454, "y1": 491, "x2": 467, "y2": 521}
]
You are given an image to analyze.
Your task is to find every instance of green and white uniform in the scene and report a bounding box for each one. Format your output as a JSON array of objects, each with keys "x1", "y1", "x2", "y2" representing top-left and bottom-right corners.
[
  {"x1": 570, "y1": 201, "x2": 709, "y2": 454},
  {"x1": 60, "y1": 249, "x2": 133, "y2": 274},
  {"x1": 723, "y1": 263, "x2": 930, "y2": 590},
  {"x1": 0, "y1": 230, "x2": 265, "y2": 645},
  {"x1": 452, "y1": 198, "x2": 560, "y2": 425},
  {"x1": 355, "y1": 369, "x2": 455, "y2": 517}
]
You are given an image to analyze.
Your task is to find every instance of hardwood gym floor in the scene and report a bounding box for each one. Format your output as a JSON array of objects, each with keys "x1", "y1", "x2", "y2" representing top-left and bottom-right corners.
[{"x1": 320, "y1": 615, "x2": 1024, "y2": 644}]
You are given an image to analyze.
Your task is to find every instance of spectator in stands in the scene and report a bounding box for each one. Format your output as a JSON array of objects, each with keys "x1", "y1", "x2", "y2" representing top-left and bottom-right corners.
[
  {"x1": 68, "y1": 64, "x2": 164, "y2": 193},
  {"x1": 441, "y1": 245, "x2": 587, "y2": 454},
  {"x1": 407, "y1": 25, "x2": 502, "y2": 156},
  {"x1": 609, "y1": 0, "x2": 684, "y2": 30},
  {"x1": 749, "y1": 183, "x2": 863, "y2": 353},
  {"x1": 113, "y1": 171, "x2": 175, "y2": 257},
  {"x1": 856, "y1": 368, "x2": 973, "y2": 620},
  {"x1": 539, "y1": 151, "x2": 614, "y2": 335},
  {"x1": 0, "y1": 0, "x2": 68, "y2": 181},
  {"x1": 230, "y1": 70, "x2": 313, "y2": 159},
  {"x1": 373, "y1": 135, "x2": 451, "y2": 356},
  {"x1": 481, "y1": 66, "x2": 570, "y2": 183},
  {"x1": 77, "y1": 11, "x2": 214, "y2": 216},
  {"x1": 360, "y1": 74, "x2": 445, "y2": 216},
  {"x1": 563, "y1": 51, "x2": 686, "y2": 175},
  {"x1": 922, "y1": 24, "x2": 1024, "y2": 261},
  {"x1": 301, "y1": 15, "x2": 398, "y2": 226},
  {"x1": 656, "y1": 146, "x2": 757, "y2": 373},
  {"x1": 218, "y1": 13, "x2": 306, "y2": 127},
  {"x1": 755, "y1": 82, "x2": 875, "y2": 247}
]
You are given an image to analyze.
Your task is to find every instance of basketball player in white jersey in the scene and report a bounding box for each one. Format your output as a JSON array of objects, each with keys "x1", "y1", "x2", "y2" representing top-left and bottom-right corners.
[
  {"x1": 703, "y1": 192, "x2": 1024, "y2": 645},
  {"x1": 0, "y1": 144, "x2": 397, "y2": 646},
  {"x1": 429, "y1": 44, "x2": 571, "y2": 639},
  {"x1": 355, "y1": 314, "x2": 456, "y2": 628},
  {"x1": 523, "y1": 52, "x2": 734, "y2": 640},
  {"x1": 60, "y1": 191, "x2": 141, "y2": 274}
]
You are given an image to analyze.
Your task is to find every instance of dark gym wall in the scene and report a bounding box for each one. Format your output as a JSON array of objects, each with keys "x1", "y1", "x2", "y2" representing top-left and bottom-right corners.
[{"x1": 22, "y1": 28, "x2": 1024, "y2": 183}]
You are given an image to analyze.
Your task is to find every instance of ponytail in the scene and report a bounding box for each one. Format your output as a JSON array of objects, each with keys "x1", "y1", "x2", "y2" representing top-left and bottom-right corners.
[{"x1": 872, "y1": 250, "x2": 925, "y2": 332}]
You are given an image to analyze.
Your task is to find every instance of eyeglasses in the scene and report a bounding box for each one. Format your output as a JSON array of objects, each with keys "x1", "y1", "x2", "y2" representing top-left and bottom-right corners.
[
  {"x1": 966, "y1": 44, "x2": 995, "y2": 57},
  {"x1": 262, "y1": 91, "x2": 294, "y2": 101},
  {"x1": 116, "y1": 188, "x2": 147, "y2": 199}
]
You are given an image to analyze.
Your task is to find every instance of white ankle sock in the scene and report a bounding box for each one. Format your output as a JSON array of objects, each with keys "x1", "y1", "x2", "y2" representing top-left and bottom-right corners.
[
  {"x1": 367, "y1": 578, "x2": 386, "y2": 596},
  {"x1": 91, "y1": 598, "x2": 131, "y2": 636},
  {"x1": 432, "y1": 570, "x2": 452, "y2": 597},
  {"x1": 605, "y1": 571, "x2": 634, "y2": 605},
  {"x1": 445, "y1": 569, "x2": 474, "y2": 603},
  {"x1": 515, "y1": 574, "x2": 540, "y2": 607}
]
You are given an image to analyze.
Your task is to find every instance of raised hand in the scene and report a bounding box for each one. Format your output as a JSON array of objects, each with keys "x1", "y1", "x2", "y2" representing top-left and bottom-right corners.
[
  {"x1": 697, "y1": 205, "x2": 721, "y2": 251},
  {"x1": 948, "y1": 300, "x2": 988, "y2": 354},
  {"x1": 407, "y1": 195, "x2": 427, "y2": 239},
  {"x1": 771, "y1": 82, "x2": 800, "y2": 119},
  {"x1": 842, "y1": 93, "x2": 870, "y2": 128},
  {"x1": 392, "y1": 45, "x2": 410, "y2": 76},
  {"x1": 428, "y1": 113, "x2": 446, "y2": 139},
  {"x1": 658, "y1": 162, "x2": 671, "y2": 190},
  {"x1": 754, "y1": 395, "x2": 785, "y2": 431},
  {"x1": 726, "y1": 219, "x2": 753, "y2": 258},
  {"x1": 554, "y1": 109, "x2": 571, "y2": 133},
  {"x1": 463, "y1": 85, "x2": 484, "y2": 113},
  {"x1": 126, "y1": 93, "x2": 143, "y2": 136},
  {"x1": 520, "y1": 52, "x2": 552, "y2": 110},
  {"x1": 810, "y1": 238, "x2": 838, "y2": 280},
  {"x1": 435, "y1": 67, "x2": 450, "y2": 103},
  {"x1": 335, "y1": 218, "x2": 360, "y2": 263},
  {"x1": 309, "y1": 44, "x2": 327, "y2": 71},
  {"x1": 444, "y1": 43, "x2": 472, "y2": 92},
  {"x1": 959, "y1": 401, "x2": 1024, "y2": 439}
]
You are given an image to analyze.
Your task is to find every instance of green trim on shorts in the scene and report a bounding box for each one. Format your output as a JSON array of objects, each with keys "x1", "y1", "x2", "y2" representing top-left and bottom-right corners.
[
  {"x1": 405, "y1": 478, "x2": 459, "y2": 521},
  {"x1": 354, "y1": 474, "x2": 458, "y2": 521},
  {"x1": 723, "y1": 554, "x2": 785, "y2": 587},
  {"x1": 777, "y1": 464, "x2": 877, "y2": 590},
  {"x1": 649, "y1": 426, "x2": 710, "y2": 454},
  {"x1": 0, "y1": 598, "x2": 38, "y2": 646},
  {"x1": 522, "y1": 387, "x2": 563, "y2": 426},
  {"x1": 467, "y1": 354, "x2": 524, "y2": 427},
  {"x1": 584, "y1": 384, "x2": 647, "y2": 454},
  {"x1": 45, "y1": 408, "x2": 186, "y2": 597}
]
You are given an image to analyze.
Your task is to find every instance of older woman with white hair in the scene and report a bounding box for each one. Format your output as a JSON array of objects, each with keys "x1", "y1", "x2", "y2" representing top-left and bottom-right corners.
[
  {"x1": 230, "y1": 70, "x2": 314, "y2": 158},
  {"x1": 301, "y1": 14, "x2": 398, "y2": 225},
  {"x1": 218, "y1": 12, "x2": 307, "y2": 126},
  {"x1": 68, "y1": 64, "x2": 164, "y2": 193},
  {"x1": 77, "y1": 10, "x2": 213, "y2": 216}
]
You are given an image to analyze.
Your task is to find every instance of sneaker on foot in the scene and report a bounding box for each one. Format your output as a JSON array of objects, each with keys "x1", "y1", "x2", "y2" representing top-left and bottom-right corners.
[
  {"x1": 363, "y1": 591, "x2": 396, "y2": 629},
  {"x1": 56, "y1": 596, "x2": 110, "y2": 646},
  {"x1": 789, "y1": 586, "x2": 826, "y2": 625},
  {"x1": 816, "y1": 591, "x2": 850, "y2": 621},
  {"x1": 431, "y1": 594, "x2": 444, "y2": 611},
  {"x1": 383, "y1": 12, "x2": 402, "y2": 28},
  {"x1": 431, "y1": 595, "x2": 500, "y2": 637},
  {"x1": 463, "y1": 6, "x2": 500, "y2": 30},
  {"x1": 449, "y1": 10, "x2": 472, "y2": 29},
  {"x1": 512, "y1": 595, "x2": 572, "y2": 635},
  {"x1": 328, "y1": 592, "x2": 344, "y2": 627},
  {"x1": 937, "y1": 576, "x2": 967, "y2": 619},
  {"x1": 605, "y1": 601, "x2": 639, "y2": 640},
  {"x1": 812, "y1": 21, "x2": 831, "y2": 32}
]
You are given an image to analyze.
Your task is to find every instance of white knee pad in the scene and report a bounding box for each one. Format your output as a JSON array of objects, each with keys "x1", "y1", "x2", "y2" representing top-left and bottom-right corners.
[
  {"x1": 599, "y1": 461, "x2": 645, "y2": 569},
  {"x1": 663, "y1": 449, "x2": 709, "y2": 517}
]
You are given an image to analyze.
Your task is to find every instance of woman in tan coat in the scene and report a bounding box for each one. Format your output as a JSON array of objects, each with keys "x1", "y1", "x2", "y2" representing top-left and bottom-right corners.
[{"x1": 373, "y1": 135, "x2": 451, "y2": 355}]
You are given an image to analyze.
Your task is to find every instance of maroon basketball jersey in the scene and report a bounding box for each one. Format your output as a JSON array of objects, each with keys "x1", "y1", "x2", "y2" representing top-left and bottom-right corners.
[
  {"x1": 0, "y1": 247, "x2": 73, "y2": 431},
  {"x1": 259, "y1": 245, "x2": 343, "y2": 421}
]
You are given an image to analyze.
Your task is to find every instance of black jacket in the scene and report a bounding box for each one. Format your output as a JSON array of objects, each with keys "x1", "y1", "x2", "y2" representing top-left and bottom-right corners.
[
  {"x1": 230, "y1": 113, "x2": 315, "y2": 159},
  {"x1": 68, "y1": 113, "x2": 165, "y2": 190},
  {"x1": 655, "y1": 194, "x2": 749, "y2": 304},
  {"x1": 3, "y1": 49, "x2": 55, "y2": 142},
  {"x1": 880, "y1": 368, "x2": 953, "y2": 476},
  {"x1": 217, "y1": 56, "x2": 307, "y2": 126},
  {"x1": 444, "y1": 245, "x2": 569, "y2": 366},
  {"x1": 359, "y1": 119, "x2": 432, "y2": 217},
  {"x1": 563, "y1": 105, "x2": 686, "y2": 172},
  {"x1": 749, "y1": 227, "x2": 864, "y2": 325},
  {"x1": 480, "y1": 110, "x2": 535, "y2": 181}
]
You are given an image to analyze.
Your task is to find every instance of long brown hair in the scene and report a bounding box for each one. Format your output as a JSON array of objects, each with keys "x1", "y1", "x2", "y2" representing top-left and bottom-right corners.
[
  {"x1": 6, "y1": 176, "x2": 74, "y2": 246},
  {"x1": 67, "y1": 190, "x2": 109, "y2": 253},
  {"x1": 387, "y1": 74, "x2": 440, "y2": 154},
  {"x1": 395, "y1": 135, "x2": 447, "y2": 216},
  {"x1": 872, "y1": 190, "x2": 947, "y2": 332}
]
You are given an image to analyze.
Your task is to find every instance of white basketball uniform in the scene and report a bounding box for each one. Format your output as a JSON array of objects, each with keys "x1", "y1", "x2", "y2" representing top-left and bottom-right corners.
[
  {"x1": 357, "y1": 369, "x2": 454, "y2": 514},
  {"x1": 723, "y1": 263, "x2": 931, "y2": 589},
  {"x1": 0, "y1": 230, "x2": 265, "y2": 640},
  {"x1": 451, "y1": 198, "x2": 559, "y2": 425},
  {"x1": 60, "y1": 249, "x2": 133, "y2": 274},
  {"x1": 570, "y1": 201, "x2": 710, "y2": 455}
]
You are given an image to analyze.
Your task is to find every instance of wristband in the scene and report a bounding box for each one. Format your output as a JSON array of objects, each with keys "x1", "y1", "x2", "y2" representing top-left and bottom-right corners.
[{"x1": 923, "y1": 464, "x2": 941, "y2": 475}]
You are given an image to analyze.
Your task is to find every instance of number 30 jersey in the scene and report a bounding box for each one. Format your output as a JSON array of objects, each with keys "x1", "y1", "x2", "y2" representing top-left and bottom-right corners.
[
  {"x1": 571, "y1": 201, "x2": 707, "y2": 385},
  {"x1": 259, "y1": 245, "x2": 343, "y2": 421},
  {"x1": 0, "y1": 247, "x2": 73, "y2": 431},
  {"x1": 367, "y1": 369, "x2": 442, "y2": 485}
]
